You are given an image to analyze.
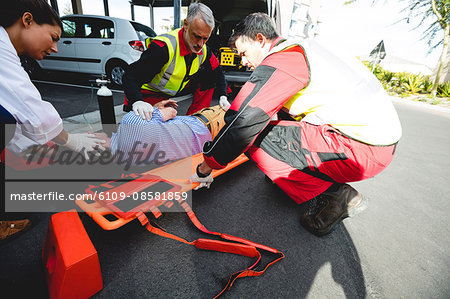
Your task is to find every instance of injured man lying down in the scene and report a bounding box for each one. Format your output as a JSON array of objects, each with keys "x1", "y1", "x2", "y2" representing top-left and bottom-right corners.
[{"x1": 100, "y1": 99, "x2": 227, "y2": 167}]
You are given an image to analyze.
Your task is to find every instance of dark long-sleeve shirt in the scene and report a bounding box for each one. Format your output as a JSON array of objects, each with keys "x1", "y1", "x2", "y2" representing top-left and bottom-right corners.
[{"x1": 123, "y1": 32, "x2": 227, "y2": 109}]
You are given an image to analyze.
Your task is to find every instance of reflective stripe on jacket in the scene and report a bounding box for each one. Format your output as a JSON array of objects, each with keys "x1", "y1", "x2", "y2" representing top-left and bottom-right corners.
[
  {"x1": 141, "y1": 29, "x2": 207, "y2": 96},
  {"x1": 268, "y1": 39, "x2": 402, "y2": 146}
]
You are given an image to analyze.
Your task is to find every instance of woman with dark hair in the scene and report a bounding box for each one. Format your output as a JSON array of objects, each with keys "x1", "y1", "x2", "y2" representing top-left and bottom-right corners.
[
  {"x1": 1, "y1": 0, "x2": 62, "y2": 30},
  {"x1": 0, "y1": 0, "x2": 105, "y2": 242}
]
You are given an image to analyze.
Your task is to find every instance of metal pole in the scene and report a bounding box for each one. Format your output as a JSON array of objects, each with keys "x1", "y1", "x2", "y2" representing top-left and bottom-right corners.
[
  {"x1": 130, "y1": 3, "x2": 135, "y2": 21},
  {"x1": 49, "y1": 0, "x2": 59, "y2": 15},
  {"x1": 103, "y1": 0, "x2": 110, "y2": 16},
  {"x1": 71, "y1": 0, "x2": 83, "y2": 15},
  {"x1": 174, "y1": 0, "x2": 181, "y2": 29},
  {"x1": 149, "y1": 4, "x2": 154, "y2": 29}
]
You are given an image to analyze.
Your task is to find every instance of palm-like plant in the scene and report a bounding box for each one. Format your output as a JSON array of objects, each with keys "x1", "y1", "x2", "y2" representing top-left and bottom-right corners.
[
  {"x1": 421, "y1": 76, "x2": 434, "y2": 92},
  {"x1": 347, "y1": 0, "x2": 449, "y2": 96},
  {"x1": 403, "y1": 0, "x2": 449, "y2": 96},
  {"x1": 380, "y1": 70, "x2": 395, "y2": 83},
  {"x1": 393, "y1": 72, "x2": 409, "y2": 91},
  {"x1": 402, "y1": 74, "x2": 424, "y2": 93},
  {"x1": 437, "y1": 81, "x2": 450, "y2": 96}
]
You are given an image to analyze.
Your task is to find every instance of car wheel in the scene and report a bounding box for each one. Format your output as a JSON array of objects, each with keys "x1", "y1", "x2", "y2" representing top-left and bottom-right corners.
[
  {"x1": 106, "y1": 60, "x2": 127, "y2": 87},
  {"x1": 20, "y1": 56, "x2": 42, "y2": 79}
]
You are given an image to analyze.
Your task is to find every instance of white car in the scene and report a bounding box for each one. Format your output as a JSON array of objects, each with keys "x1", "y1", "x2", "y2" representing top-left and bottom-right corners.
[{"x1": 35, "y1": 15, "x2": 156, "y2": 86}]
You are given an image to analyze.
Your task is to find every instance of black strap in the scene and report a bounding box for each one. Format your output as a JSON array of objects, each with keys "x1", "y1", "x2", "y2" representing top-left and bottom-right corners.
[{"x1": 192, "y1": 113, "x2": 211, "y2": 132}]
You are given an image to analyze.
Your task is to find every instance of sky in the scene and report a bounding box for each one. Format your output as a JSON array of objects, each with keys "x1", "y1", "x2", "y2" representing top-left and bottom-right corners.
[
  {"x1": 54, "y1": 0, "x2": 444, "y2": 69},
  {"x1": 318, "y1": 0, "x2": 443, "y2": 69}
]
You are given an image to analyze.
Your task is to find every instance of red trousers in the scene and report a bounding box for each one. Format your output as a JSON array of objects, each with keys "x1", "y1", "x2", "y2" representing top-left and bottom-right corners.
[{"x1": 247, "y1": 121, "x2": 397, "y2": 204}]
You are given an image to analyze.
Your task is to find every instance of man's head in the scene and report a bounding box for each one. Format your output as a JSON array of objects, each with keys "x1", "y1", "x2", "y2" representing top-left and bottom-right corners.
[
  {"x1": 229, "y1": 13, "x2": 278, "y2": 70},
  {"x1": 182, "y1": 3, "x2": 215, "y2": 54}
]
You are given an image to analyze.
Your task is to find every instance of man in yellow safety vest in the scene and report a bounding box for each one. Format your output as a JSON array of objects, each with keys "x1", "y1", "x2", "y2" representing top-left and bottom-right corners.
[{"x1": 122, "y1": 2, "x2": 229, "y2": 120}]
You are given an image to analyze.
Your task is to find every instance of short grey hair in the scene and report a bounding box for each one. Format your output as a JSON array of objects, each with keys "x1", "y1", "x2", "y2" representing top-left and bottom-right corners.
[
  {"x1": 186, "y1": 2, "x2": 215, "y2": 29},
  {"x1": 229, "y1": 13, "x2": 278, "y2": 48}
]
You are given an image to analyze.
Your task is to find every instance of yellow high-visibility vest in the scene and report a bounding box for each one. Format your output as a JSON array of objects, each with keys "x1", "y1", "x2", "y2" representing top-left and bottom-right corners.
[{"x1": 141, "y1": 29, "x2": 207, "y2": 96}]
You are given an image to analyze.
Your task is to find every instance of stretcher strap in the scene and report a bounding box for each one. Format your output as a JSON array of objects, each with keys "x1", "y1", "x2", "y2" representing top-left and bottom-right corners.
[
  {"x1": 136, "y1": 203, "x2": 284, "y2": 298},
  {"x1": 149, "y1": 206, "x2": 162, "y2": 219},
  {"x1": 179, "y1": 200, "x2": 280, "y2": 254},
  {"x1": 137, "y1": 211, "x2": 261, "y2": 259},
  {"x1": 214, "y1": 250, "x2": 285, "y2": 298}
]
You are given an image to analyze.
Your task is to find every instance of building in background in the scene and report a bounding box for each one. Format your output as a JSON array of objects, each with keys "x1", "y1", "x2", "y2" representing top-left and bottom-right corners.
[{"x1": 271, "y1": 0, "x2": 321, "y2": 39}]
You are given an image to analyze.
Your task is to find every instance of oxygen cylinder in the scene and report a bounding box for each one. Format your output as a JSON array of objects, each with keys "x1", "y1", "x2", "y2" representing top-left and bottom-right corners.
[{"x1": 96, "y1": 83, "x2": 116, "y2": 136}]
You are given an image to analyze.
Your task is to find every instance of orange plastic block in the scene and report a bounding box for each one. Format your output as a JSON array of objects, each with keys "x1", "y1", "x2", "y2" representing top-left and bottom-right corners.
[{"x1": 42, "y1": 210, "x2": 103, "y2": 299}]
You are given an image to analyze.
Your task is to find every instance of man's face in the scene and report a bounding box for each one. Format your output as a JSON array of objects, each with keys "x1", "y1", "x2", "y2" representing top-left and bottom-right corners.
[
  {"x1": 23, "y1": 22, "x2": 61, "y2": 60},
  {"x1": 235, "y1": 36, "x2": 265, "y2": 71},
  {"x1": 183, "y1": 17, "x2": 212, "y2": 54}
]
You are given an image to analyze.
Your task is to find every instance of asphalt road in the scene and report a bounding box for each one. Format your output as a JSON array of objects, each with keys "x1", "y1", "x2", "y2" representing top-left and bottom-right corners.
[{"x1": 0, "y1": 78, "x2": 449, "y2": 298}]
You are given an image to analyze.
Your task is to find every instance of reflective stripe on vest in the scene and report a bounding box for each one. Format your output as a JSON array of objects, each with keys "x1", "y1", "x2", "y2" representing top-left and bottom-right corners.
[
  {"x1": 264, "y1": 40, "x2": 311, "y2": 121},
  {"x1": 141, "y1": 29, "x2": 207, "y2": 96}
]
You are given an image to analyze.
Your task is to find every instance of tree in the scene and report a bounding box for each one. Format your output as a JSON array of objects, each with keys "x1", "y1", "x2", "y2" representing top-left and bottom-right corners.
[
  {"x1": 63, "y1": 2, "x2": 73, "y2": 16},
  {"x1": 427, "y1": 0, "x2": 449, "y2": 95},
  {"x1": 346, "y1": 0, "x2": 449, "y2": 96},
  {"x1": 401, "y1": 0, "x2": 449, "y2": 96}
]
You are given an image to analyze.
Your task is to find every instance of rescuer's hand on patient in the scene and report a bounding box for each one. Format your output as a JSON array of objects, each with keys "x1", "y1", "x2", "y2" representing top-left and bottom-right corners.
[
  {"x1": 190, "y1": 163, "x2": 213, "y2": 190},
  {"x1": 160, "y1": 107, "x2": 177, "y2": 122},
  {"x1": 219, "y1": 95, "x2": 231, "y2": 111},
  {"x1": 154, "y1": 99, "x2": 178, "y2": 109},
  {"x1": 63, "y1": 133, "x2": 106, "y2": 160},
  {"x1": 132, "y1": 100, "x2": 154, "y2": 121}
]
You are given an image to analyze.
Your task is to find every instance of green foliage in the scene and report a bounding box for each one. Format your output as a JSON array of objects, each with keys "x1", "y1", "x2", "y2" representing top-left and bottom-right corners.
[
  {"x1": 360, "y1": 60, "x2": 449, "y2": 99},
  {"x1": 395, "y1": 72, "x2": 410, "y2": 84},
  {"x1": 421, "y1": 76, "x2": 433, "y2": 93},
  {"x1": 380, "y1": 70, "x2": 395, "y2": 83},
  {"x1": 361, "y1": 61, "x2": 383, "y2": 77},
  {"x1": 437, "y1": 82, "x2": 450, "y2": 97},
  {"x1": 391, "y1": 72, "x2": 410, "y2": 92},
  {"x1": 376, "y1": 69, "x2": 395, "y2": 90},
  {"x1": 349, "y1": 0, "x2": 449, "y2": 99},
  {"x1": 402, "y1": 74, "x2": 423, "y2": 93},
  {"x1": 372, "y1": 64, "x2": 383, "y2": 78}
]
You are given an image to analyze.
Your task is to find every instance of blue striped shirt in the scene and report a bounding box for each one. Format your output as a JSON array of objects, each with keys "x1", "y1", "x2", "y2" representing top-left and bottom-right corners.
[{"x1": 111, "y1": 108, "x2": 211, "y2": 167}]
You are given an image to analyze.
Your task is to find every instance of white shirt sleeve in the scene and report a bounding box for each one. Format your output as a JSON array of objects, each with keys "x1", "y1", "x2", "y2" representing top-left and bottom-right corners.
[{"x1": 0, "y1": 26, "x2": 63, "y2": 147}]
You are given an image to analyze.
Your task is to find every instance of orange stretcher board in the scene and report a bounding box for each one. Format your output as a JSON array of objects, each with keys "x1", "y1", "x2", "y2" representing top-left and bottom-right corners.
[
  {"x1": 75, "y1": 152, "x2": 285, "y2": 298},
  {"x1": 76, "y1": 153, "x2": 249, "y2": 230}
]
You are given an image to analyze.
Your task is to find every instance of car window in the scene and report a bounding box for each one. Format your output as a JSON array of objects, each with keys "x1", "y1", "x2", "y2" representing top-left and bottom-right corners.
[
  {"x1": 79, "y1": 18, "x2": 115, "y2": 39},
  {"x1": 61, "y1": 19, "x2": 76, "y2": 38},
  {"x1": 130, "y1": 21, "x2": 156, "y2": 41}
]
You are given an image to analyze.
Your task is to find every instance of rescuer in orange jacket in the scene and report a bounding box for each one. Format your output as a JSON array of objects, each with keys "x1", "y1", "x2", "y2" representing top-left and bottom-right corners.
[{"x1": 190, "y1": 13, "x2": 402, "y2": 236}]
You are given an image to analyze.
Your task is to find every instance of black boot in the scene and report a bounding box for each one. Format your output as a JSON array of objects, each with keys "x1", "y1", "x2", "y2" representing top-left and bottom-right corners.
[{"x1": 300, "y1": 184, "x2": 368, "y2": 236}]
